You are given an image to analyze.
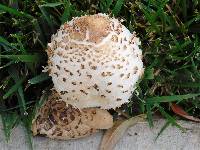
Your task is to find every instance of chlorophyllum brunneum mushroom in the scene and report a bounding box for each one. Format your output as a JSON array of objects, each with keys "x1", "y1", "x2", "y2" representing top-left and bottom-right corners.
[{"x1": 32, "y1": 13, "x2": 144, "y2": 140}]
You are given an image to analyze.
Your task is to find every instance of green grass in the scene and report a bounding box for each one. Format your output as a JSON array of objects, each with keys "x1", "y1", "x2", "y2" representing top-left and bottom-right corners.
[{"x1": 0, "y1": 0, "x2": 200, "y2": 148}]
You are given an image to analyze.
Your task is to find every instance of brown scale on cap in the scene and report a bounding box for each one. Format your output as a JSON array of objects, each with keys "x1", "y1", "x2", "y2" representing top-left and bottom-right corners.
[
  {"x1": 63, "y1": 15, "x2": 110, "y2": 43},
  {"x1": 32, "y1": 90, "x2": 113, "y2": 140}
]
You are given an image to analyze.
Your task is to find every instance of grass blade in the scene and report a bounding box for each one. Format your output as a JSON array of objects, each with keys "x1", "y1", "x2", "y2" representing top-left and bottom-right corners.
[
  {"x1": 144, "y1": 68, "x2": 154, "y2": 80},
  {"x1": 155, "y1": 120, "x2": 170, "y2": 141},
  {"x1": 146, "y1": 103, "x2": 153, "y2": 127},
  {"x1": 0, "y1": 4, "x2": 34, "y2": 19},
  {"x1": 100, "y1": 0, "x2": 112, "y2": 13},
  {"x1": 31, "y1": 90, "x2": 49, "y2": 121},
  {"x1": 112, "y1": 0, "x2": 124, "y2": 16},
  {"x1": 0, "y1": 36, "x2": 18, "y2": 51},
  {"x1": 39, "y1": 6, "x2": 54, "y2": 32},
  {"x1": 0, "y1": 61, "x2": 15, "y2": 69},
  {"x1": 32, "y1": 19, "x2": 46, "y2": 48},
  {"x1": 40, "y1": 2, "x2": 64, "y2": 7},
  {"x1": 172, "y1": 82, "x2": 200, "y2": 88},
  {"x1": 157, "y1": 105, "x2": 185, "y2": 132},
  {"x1": 28, "y1": 73, "x2": 50, "y2": 84},
  {"x1": 137, "y1": 2, "x2": 159, "y2": 32},
  {"x1": 11, "y1": 33, "x2": 26, "y2": 53},
  {"x1": 8, "y1": 67, "x2": 27, "y2": 114},
  {"x1": 0, "y1": 54, "x2": 40, "y2": 62},
  {"x1": 191, "y1": 58, "x2": 200, "y2": 79},
  {"x1": 60, "y1": 1, "x2": 71, "y2": 23},
  {"x1": 146, "y1": 93, "x2": 200, "y2": 104},
  {"x1": 22, "y1": 118, "x2": 33, "y2": 150},
  {"x1": 17, "y1": 88, "x2": 27, "y2": 114},
  {"x1": 0, "y1": 101, "x2": 34, "y2": 112},
  {"x1": 0, "y1": 112, "x2": 19, "y2": 141},
  {"x1": 3, "y1": 78, "x2": 25, "y2": 99}
]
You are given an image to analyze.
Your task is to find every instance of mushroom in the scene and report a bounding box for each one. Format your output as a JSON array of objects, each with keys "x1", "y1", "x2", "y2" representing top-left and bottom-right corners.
[
  {"x1": 32, "y1": 90, "x2": 113, "y2": 140},
  {"x1": 46, "y1": 13, "x2": 144, "y2": 109}
]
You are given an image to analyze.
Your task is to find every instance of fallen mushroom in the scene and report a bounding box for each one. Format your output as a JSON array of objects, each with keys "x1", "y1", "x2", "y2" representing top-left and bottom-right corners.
[
  {"x1": 32, "y1": 90, "x2": 113, "y2": 140},
  {"x1": 46, "y1": 13, "x2": 144, "y2": 109}
]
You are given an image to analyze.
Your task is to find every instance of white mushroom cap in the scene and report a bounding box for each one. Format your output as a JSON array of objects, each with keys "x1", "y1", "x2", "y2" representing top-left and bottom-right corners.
[{"x1": 46, "y1": 13, "x2": 144, "y2": 109}]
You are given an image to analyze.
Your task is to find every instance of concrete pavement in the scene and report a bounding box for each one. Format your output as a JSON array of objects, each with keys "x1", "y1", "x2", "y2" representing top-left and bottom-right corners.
[{"x1": 0, "y1": 119, "x2": 199, "y2": 150}]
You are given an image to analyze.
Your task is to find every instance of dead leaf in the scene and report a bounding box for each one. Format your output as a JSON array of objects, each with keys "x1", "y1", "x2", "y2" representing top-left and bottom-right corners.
[
  {"x1": 171, "y1": 103, "x2": 200, "y2": 122},
  {"x1": 100, "y1": 114, "x2": 146, "y2": 150}
]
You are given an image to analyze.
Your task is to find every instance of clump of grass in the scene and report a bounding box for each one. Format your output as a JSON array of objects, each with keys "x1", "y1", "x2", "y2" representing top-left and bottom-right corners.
[{"x1": 0, "y1": 0, "x2": 200, "y2": 148}]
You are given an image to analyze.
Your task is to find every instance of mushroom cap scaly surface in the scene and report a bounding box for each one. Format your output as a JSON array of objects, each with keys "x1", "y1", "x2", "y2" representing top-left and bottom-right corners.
[
  {"x1": 46, "y1": 13, "x2": 144, "y2": 109},
  {"x1": 32, "y1": 90, "x2": 113, "y2": 140}
]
